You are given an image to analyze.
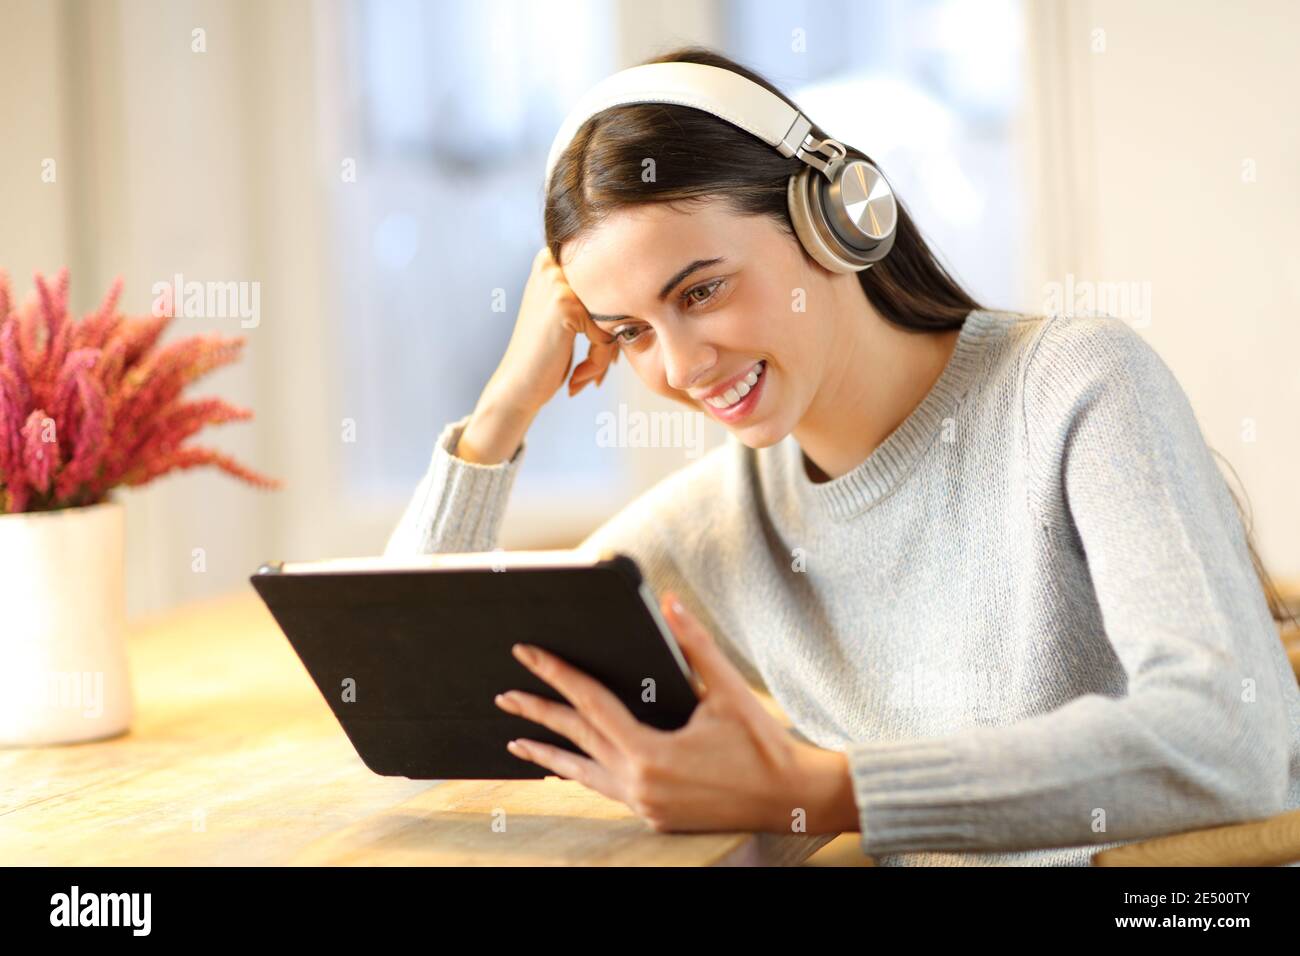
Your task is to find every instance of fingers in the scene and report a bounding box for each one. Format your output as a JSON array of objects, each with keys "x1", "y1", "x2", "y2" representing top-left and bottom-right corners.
[
  {"x1": 596, "y1": 339, "x2": 621, "y2": 381},
  {"x1": 660, "y1": 592, "x2": 752, "y2": 701},
  {"x1": 542, "y1": 246, "x2": 618, "y2": 396},
  {"x1": 569, "y1": 339, "x2": 619, "y2": 396},
  {"x1": 506, "y1": 738, "x2": 618, "y2": 796},
  {"x1": 495, "y1": 689, "x2": 618, "y2": 767},
  {"x1": 509, "y1": 643, "x2": 650, "y2": 752}
]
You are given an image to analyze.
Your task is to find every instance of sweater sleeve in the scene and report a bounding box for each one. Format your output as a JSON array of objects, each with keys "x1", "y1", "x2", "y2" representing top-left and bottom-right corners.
[
  {"x1": 382, "y1": 414, "x2": 525, "y2": 556},
  {"x1": 845, "y1": 315, "x2": 1294, "y2": 856}
]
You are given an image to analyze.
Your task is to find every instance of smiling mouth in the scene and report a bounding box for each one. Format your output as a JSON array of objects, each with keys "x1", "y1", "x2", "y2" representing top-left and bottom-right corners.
[{"x1": 701, "y1": 360, "x2": 765, "y2": 409}]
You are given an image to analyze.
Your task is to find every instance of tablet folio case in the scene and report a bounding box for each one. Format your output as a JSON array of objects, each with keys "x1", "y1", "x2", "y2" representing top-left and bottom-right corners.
[{"x1": 249, "y1": 553, "x2": 698, "y2": 779}]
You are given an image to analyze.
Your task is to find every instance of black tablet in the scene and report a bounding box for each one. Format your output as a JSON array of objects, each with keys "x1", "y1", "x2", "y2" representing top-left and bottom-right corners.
[{"x1": 249, "y1": 550, "x2": 699, "y2": 779}]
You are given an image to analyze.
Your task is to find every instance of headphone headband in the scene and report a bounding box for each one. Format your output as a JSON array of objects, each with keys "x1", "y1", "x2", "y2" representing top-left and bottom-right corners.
[
  {"x1": 544, "y1": 62, "x2": 828, "y2": 196},
  {"x1": 542, "y1": 60, "x2": 897, "y2": 274}
]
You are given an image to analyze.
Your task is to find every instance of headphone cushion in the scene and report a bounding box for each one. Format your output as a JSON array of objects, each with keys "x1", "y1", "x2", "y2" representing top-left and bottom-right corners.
[{"x1": 787, "y1": 169, "x2": 862, "y2": 275}]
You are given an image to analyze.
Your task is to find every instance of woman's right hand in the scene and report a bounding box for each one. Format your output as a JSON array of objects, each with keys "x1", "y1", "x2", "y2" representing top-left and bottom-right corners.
[
  {"x1": 456, "y1": 246, "x2": 619, "y2": 464},
  {"x1": 492, "y1": 246, "x2": 620, "y2": 409}
]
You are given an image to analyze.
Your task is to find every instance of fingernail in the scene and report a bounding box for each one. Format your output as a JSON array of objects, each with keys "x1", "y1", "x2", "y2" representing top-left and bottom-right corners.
[
  {"x1": 512, "y1": 643, "x2": 537, "y2": 667},
  {"x1": 494, "y1": 693, "x2": 519, "y2": 713},
  {"x1": 671, "y1": 598, "x2": 685, "y2": 615}
]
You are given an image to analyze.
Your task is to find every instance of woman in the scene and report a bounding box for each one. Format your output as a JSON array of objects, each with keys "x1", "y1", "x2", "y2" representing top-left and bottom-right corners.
[{"x1": 385, "y1": 47, "x2": 1300, "y2": 866}]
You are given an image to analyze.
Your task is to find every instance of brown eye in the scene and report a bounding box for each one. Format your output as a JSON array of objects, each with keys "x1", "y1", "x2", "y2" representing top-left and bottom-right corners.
[{"x1": 682, "y1": 279, "x2": 724, "y2": 309}]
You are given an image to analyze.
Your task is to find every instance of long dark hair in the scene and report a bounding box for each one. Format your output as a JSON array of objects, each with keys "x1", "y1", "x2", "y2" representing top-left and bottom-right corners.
[{"x1": 543, "y1": 45, "x2": 1298, "y2": 630}]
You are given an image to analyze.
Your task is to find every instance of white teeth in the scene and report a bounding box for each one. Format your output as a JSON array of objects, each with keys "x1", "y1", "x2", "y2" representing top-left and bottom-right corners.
[{"x1": 705, "y1": 361, "x2": 764, "y2": 409}]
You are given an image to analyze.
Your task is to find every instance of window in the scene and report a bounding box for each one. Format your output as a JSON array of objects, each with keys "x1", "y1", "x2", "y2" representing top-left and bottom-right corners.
[
  {"x1": 330, "y1": 0, "x2": 621, "y2": 501},
  {"x1": 724, "y1": 0, "x2": 1025, "y2": 308}
]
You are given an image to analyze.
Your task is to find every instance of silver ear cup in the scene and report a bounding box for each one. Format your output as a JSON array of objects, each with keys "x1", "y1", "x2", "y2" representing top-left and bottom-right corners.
[
  {"x1": 825, "y1": 158, "x2": 897, "y2": 252},
  {"x1": 786, "y1": 159, "x2": 897, "y2": 273}
]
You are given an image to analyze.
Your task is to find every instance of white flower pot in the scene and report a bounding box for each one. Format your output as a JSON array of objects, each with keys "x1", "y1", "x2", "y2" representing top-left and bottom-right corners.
[{"x1": 0, "y1": 499, "x2": 134, "y2": 746}]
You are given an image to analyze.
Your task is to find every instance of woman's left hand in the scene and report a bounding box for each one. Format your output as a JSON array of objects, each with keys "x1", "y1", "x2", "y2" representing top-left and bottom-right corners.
[{"x1": 494, "y1": 591, "x2": 858, "y2": 834}]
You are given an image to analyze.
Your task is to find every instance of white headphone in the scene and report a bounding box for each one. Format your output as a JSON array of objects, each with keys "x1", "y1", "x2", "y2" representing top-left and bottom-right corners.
[{"x1": 543, "y1": 61, "x2": 897, "y2": 274}]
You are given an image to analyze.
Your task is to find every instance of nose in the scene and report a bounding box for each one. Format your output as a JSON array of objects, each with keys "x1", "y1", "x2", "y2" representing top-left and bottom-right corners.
[{"x1": 659, "y1": 325, "x2": 717, "y2": 393}]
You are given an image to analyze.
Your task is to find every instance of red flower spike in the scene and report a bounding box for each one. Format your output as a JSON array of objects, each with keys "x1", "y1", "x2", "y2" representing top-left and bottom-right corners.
[
  {"x1": 0, "y1": 271, "x2": 278, "y2": 512},
  {"x1": 21, "y1": 408, "x2": 61, "y2": 493}
]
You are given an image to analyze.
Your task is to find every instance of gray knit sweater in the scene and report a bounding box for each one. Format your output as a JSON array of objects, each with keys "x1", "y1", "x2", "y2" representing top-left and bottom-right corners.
[{"x1": 384, "y1": 308, "x2": 1300, "y2": 866}]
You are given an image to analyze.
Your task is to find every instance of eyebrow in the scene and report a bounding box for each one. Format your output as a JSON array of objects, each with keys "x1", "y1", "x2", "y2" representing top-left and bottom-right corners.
[{"x1": 587, "y1": 257, "x2": 726, "y2": 324}]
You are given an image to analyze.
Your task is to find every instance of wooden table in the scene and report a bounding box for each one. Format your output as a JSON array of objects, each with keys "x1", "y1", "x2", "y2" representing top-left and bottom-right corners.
[{"x1": 0, "y1": 591, "x2": 839, "y2": 866}]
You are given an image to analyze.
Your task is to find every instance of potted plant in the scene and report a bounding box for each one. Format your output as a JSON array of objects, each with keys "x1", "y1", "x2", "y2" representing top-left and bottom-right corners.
[{"x1": 0, "y1": 268, "x2": 278, "y2": 746}]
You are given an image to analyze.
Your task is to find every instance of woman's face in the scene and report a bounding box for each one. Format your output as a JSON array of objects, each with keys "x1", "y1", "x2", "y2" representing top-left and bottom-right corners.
[{"x1": 559, "y1": 197, "x2": 842, "y2": 449}]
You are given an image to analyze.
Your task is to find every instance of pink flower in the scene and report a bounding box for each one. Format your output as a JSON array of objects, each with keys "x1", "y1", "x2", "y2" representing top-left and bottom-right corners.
[
  {"x1": 21, "y1": 409, "x2": 60, "y2": 493},
  {"x1": 0, "y1": 269, "x2": 279, "y2": 514}
]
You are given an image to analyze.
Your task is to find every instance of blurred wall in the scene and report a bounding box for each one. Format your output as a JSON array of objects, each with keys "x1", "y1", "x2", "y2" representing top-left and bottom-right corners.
[
  {"x1": 1024, "y1": 0, "x2": 1300, "y2": 579},
  {"x1": 0, "y1": 4, "x2": 71, "y2": 279}
]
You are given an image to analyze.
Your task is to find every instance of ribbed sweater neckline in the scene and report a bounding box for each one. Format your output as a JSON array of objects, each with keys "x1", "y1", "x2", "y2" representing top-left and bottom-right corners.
[{"x1": 793, "y1": 308, "x2": 1001, "y2": 523}]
